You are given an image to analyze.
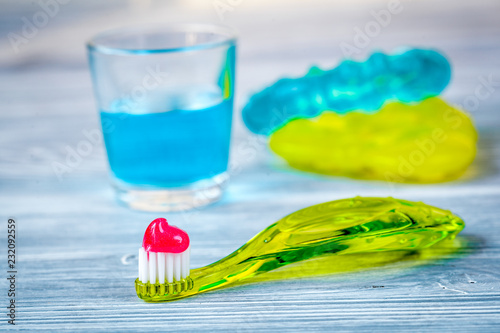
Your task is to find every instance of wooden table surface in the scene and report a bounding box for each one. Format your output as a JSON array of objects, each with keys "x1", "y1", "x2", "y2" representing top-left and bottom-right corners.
[{"x1": 1, "y1": 0, "x2": 500, "y2": 331}]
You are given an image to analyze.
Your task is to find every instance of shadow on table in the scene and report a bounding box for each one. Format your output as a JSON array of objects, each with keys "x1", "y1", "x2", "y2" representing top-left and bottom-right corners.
[{"x1": 232, "y1": 235, "x2": 483, "y2": 287}]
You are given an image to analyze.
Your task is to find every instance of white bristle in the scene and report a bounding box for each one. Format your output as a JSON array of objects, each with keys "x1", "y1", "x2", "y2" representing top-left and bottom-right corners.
[
  {"x1": 166, "y1": 253, "x2": 174, "y2": 283},
  {"x1": 143, "y1": 249, "x2": 149, "y2": 283},
  {"x1": 174, "y1": 253, "x2": 181, "y2": 281},
  {"x1": 138, "y1": 245, "x2": 190, "y2": 284},
  {"x1": 157, "y1": 252, "x2": 166, "y2": 284},
  {"x1": 138, "y1": 247, "x2": 149, "y2": 283},
  {"x1": 181, "y1": 247, "x2": 190, "y2": 278},
  {"x1": 149, "y1": 252, "x2": 157, "y2": 284}
]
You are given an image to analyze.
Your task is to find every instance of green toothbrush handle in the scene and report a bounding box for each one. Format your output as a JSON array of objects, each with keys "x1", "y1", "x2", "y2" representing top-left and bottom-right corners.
[{"x1": 136, "y1": 197, "x2": 464, "y2": 301}]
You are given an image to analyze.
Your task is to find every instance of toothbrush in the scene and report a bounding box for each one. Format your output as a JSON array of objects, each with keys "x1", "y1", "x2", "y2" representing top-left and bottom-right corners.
[
  {"x1": 135, "y1": 197, "x2": 464, "y2": 302},
  {"x1": 138, "y1": 218, "x2": 192, "y2": 296}
]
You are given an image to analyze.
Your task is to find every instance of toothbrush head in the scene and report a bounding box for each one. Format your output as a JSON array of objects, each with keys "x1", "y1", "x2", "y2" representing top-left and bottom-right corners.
[{"x1": 136, "y1": 218, "x2": 192, "y2": 299}]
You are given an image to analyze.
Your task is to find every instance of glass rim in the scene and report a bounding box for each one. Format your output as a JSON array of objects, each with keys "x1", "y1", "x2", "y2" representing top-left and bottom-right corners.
[{"x1": 87, "y1": 23, "x2": 237, "y2": 55}]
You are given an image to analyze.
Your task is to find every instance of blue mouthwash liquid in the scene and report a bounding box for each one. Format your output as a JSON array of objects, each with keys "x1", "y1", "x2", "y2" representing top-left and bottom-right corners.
[{"x1": 100, "y1": 91, "x2": 232, "y2": 187}]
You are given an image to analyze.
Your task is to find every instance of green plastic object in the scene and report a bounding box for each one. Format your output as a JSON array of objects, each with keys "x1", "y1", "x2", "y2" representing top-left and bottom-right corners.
[{"x1": 135, "y1": 197, "x2": 464, "y2": 302}]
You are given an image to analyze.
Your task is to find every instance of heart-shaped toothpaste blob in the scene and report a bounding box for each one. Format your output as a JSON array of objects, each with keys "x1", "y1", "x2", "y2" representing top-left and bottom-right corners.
[{"x1": 142, "y1": 218, "x2": 190, "y2": 253}]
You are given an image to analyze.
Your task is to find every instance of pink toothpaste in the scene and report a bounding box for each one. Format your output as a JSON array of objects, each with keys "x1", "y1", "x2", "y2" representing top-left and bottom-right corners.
[{"x1": 138, "y1": 218, "x2": 190, "y2": 284}]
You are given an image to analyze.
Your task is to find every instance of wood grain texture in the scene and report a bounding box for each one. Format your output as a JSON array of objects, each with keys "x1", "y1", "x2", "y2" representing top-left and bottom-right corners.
[{"x1": 1, "y1": 0, "x2": 500, "y2": 331}]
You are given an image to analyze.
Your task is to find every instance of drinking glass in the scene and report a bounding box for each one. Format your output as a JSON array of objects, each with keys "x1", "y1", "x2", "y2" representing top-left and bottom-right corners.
[{"x1": 87, "y1": 24, "x2": 236, "y2": 211}]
